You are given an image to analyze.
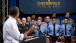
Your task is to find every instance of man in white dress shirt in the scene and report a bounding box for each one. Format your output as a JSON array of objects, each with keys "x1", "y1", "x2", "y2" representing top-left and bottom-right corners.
[{"x1": 3, "y1": 6, "x2": 36, "y2": 43}]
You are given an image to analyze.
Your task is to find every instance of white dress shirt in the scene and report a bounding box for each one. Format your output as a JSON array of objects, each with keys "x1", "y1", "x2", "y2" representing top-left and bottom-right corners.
[{"x1": 3, "y1": 16, "x2": 24, "y2": 43}]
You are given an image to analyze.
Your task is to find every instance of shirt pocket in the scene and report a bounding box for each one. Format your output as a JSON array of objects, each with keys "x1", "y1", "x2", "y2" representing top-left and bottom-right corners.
[
  {"x1": 67, "y1": 26, "x2": 71, "y2": 31},
  {"x1": 24, "y1": 27, "x2": 28, "y2": 29}
]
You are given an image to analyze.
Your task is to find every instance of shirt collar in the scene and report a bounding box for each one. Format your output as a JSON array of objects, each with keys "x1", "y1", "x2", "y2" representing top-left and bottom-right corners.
[
  {"x1": 63, "y1": 23, "x2": 68, "y2": 25},
  {"x1": 9, "y1": 16, "x2": 17, "y2": 23}
]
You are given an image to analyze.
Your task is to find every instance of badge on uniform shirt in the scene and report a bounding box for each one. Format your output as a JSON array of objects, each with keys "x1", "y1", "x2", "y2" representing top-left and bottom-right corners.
[
  {"x1": 25, "y1": 27, "x2": 28, "y2": 29},
  {"x1": 19, "y1": 28, "x2": 22, "y2": 30}
]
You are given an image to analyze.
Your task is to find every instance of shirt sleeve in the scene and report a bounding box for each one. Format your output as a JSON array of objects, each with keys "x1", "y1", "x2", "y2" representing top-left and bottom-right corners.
[{"x1": 7, "y1": 23, "x2": 24, "y2": 41}]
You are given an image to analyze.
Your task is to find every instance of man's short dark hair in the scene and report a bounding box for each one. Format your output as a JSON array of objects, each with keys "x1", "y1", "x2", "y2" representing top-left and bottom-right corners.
[
  {"x1": 27, "y1": 16, "x2": 31, "y2": 18},
  {"x1": 44, "y1": 16, "x2": 50, "y2": 19},
  {"x1": 31, "y1": 18, "x2": 34, "y2": 20},
  {"x1": 38, "y1": 16, "x2": 42, "y2": 17},
  {"x1": 52, "y1": 12, "x2": 56, "y2": 14},
  {"x1": 32, "y1": 14, "x2": 35, "y2": 16},
  {"x1": 66, "y1": 12, "x2": 70, "y2": 13},
  {"x1": 64, "y1": 17, "x2": 69, "y2": 20},
  {"x1": 37, "y1": 19, "x2": 42, "y2": 22},
  {"x1": 22, "y1": 17, "x2": 26, "y2": 19},
  {"x1": 66, "y1": 12, "x2": 70, "y2": 15},
  {"x1": 52, "y1": 17, "x2": 56, "y2": 20},
  {"x1": 9, "y1": 6, "x2": 19, "y2": 16}
]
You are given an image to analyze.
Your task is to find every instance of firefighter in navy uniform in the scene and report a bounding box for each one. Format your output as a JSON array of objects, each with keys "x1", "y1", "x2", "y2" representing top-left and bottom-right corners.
[{"x1": 21, "y1": 17, "x2": 30, "y2": 33}]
